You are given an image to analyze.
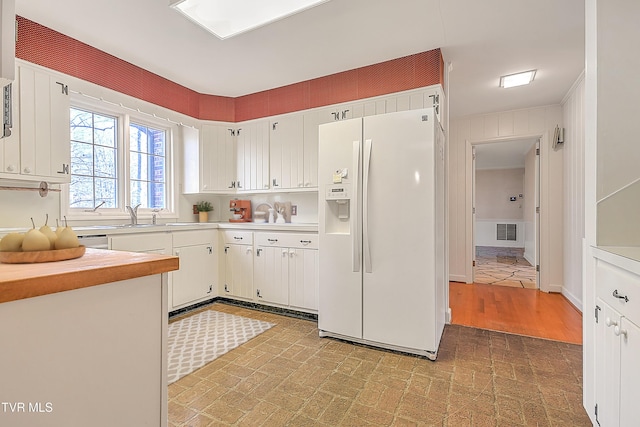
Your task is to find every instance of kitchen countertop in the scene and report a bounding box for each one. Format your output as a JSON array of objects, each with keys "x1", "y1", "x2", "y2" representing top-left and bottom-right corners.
[
  {"x1": 0, "y1": 248, "x2": 179, "y2": 304},
  {"x1": 0, "y1": 222, "x2": 318, "y2": 236}
]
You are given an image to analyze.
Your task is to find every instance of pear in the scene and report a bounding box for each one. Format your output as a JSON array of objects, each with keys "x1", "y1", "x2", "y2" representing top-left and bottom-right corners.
[
  {"x1": 39, "y1": 214, "x2": 57, "y2": 249},
  {"x1": 22, "y1": 218, "x2": 52, "y2": 252},
  {"x1": 55, "y1": 227, "x2": 79, "y2": 250},
  {"x1": 55, "y1": 218, "x2": 65, "y2": 237},
  {"x1": 0, "y1": 232, "x2": 25, "y2": 252}
]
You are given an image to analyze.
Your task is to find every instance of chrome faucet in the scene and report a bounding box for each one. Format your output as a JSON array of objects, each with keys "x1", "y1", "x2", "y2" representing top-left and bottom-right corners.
[{"x1": 125, "y1": 203, "x2": 141, "y2": 225}]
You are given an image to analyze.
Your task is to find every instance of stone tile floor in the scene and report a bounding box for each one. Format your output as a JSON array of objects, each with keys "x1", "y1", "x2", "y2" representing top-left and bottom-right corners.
[
  {"x1": 475, "y1": 246, "x2": 537, "y2": 289},
  {"x1": 168, "y1": 302, "x2": 591, "y2": 426}
]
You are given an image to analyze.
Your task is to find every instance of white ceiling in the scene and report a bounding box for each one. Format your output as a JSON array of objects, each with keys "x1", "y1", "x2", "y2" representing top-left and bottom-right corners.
[{"x1": 15, "y1": 0, "x2": 585, "y2": 119}]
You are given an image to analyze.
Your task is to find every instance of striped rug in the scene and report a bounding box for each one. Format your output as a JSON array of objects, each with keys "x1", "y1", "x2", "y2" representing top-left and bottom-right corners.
[{"x1": 167, "y1": 310, "x2": 274, "y2": 384}]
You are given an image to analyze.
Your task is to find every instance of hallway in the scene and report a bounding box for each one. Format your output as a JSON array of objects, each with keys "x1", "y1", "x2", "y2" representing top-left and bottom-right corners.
[
  {"x1": 449, "y1": 281, "x2": 582, "y2": 345},
  {"x1": 475, "y1": 246, "x2": 537, "y2": 289}
]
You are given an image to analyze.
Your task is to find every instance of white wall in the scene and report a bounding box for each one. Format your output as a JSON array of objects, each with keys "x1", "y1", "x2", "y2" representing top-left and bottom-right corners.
[
  {"x1": 475, "y1": 168, "x2": 524, "y2": 220},
  {"x1": 448, "y1": 105, "x2": 564, "y2": 293},
  {"x1": 562, "y1": 74, "x2": 585, "y2": 310}
]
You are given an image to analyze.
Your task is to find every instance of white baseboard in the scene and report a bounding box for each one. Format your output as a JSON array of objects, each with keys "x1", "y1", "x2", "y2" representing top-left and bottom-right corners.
[
  {"x1": 523, "y1": 251, "x2": 535, "y2": 266},
  {"x1": 547, "y1": 283, "x2": 563, "y2": 294},
  {"x1": 449, "y1": 274, "x2": 469, "y2": 283},
  {"x1": 561, "y1": 287, "x2": 583, "y2": 312}
]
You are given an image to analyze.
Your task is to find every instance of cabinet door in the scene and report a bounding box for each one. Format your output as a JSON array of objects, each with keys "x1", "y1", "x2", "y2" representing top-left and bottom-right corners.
[
  {"x1": 289, "y1": 248, "x2": 318, "y2": 310},
  {"x1": 619, "y1": 317, "x2": 640, "y2": 427},
  {"x1": 172, "y1": 244, "x2": 214, "y2": 308},
  {"x1": 201, "y1": 125, "x2": 236, "y2": 192},
  {"x1": 255, "y1": 246, "x2": 289, "y2": 305},
  {"x1": 18, "y1": 65, "x2": 70, "y2": 182},
  {"x1": 224, "y1": 244, "x2": 253, "y2": 299},
  {"x1": 595, "y1": 300, "x2": 621, "y2": 427},
  {"x1": 237, "y1": 121, "x2": 269, "y2": 191},
  {"x1": 270, "y1": 115, "x2": 303, "y2": 189},
  {"x1": 0, "y1": 77, "x2": 20, "y2": 177},
  {"x1": 302, "y1": 112, "x2": 319, "y2": 189}
]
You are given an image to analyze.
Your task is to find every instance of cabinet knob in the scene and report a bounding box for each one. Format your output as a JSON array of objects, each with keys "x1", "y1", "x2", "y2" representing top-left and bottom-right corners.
[
  {"x1": 6, "y1": 165, "x2": 15, "y2": 172},
  {"x1": 605, "y1": 317, "x2": 618, "y2": 328},
  {"x1": 614, "y1": 325, "x2": 627, "y2": 338},
  {"x1": 23, "y1": 167, "x2": 31, "y2": 174}
]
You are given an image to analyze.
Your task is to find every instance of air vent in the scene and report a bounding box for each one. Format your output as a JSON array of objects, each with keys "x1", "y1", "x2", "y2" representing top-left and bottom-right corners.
[{"x1": 497, "y1": 224, "x2": 517, "y2": 241}]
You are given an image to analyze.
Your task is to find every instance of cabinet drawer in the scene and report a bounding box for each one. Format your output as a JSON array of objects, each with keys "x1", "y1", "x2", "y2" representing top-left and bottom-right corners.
[
  {"x1": 255, "y1": 232, "x2": 318, "y2": 249},
  {"x1": 596, "y1": 258, "x2": 640, "y2": 326},
  {"x1": 222, "y1": 230, "x2": 253, "y2": 245},
  {"x1": 173, "y1": 229, "x2": 216, "y2": 247}
]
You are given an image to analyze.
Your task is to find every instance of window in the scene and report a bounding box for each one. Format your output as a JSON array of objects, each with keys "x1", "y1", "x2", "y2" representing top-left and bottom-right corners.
[
  {"x1": 69, "y1": 108, "x2": 118, "y2": 209},
  {"x1": 66, "y1": 101, "x2": 174, "y2": 218},
  {"x1": 129, "y1": 123, "x2": 166, "y2": 209}
]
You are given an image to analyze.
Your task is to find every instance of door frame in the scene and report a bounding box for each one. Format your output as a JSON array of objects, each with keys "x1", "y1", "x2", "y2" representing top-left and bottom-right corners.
[{"x1": 465, "y1": 133, "x2": 549, "y2": 292}]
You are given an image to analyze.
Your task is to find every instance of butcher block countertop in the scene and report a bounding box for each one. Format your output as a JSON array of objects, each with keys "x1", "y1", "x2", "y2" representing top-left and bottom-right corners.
[{"x1": 0, "y1": 248, "x2": 179, "y2": 304}]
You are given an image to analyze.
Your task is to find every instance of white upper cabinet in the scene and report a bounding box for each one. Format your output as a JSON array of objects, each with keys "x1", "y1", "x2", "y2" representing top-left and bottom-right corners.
[
  {"x1": 0, "y1": 0, "x2": 15, "y2": 87},
  {"x1": 1, "y1": 63, "x2": 71, "y2": 183},
  {"x1": 269, "y1": 114, "x2": 304, "y2": 190},
  {"x1": 200, "y1": 124, "x2": 236, "y2": 192},
  {"x1": 236, "y1": 120, "x2": 269, "y2": 191}
]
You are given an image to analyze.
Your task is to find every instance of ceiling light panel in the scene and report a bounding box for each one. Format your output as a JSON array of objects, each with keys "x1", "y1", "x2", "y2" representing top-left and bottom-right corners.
[
  {"x1": 499, "y1": 70, "x2": 536, "y2": 88},
  {"x1": 171, "y1": 0, "x2": 329, "y2": 40}
]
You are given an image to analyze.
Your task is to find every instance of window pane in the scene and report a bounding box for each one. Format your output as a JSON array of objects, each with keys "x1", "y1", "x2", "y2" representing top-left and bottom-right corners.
[
  {"x1": 95, "y1": 178, "x2": 117, "y2": 208},
  {"x1": 95, "y1": 145, "x2": 117, "y2": 178},
  {"x1": 150, "y1": 128, "x2": 165, "y2": 156},
  {"x1": 70, "y1": 108, "x2": 93, "y2": 143},
  {"x1": 130, "y1": 123, "x2": 149, "y2": 153},
  {"x1": 69, "y1": 175, "x2": 94, "y2": 208},
  {"x1": 94, "y1": 114, "x2": 116, "y2": 148},
  {"x1": 70, "y1": 141, "x2": 94, "y2": 176},
  {"x1": 130, "y1": 152, "x2": 148, "y2": 180},
  {"x1": 149, "y1": 182, "x2": 165, "y2": 209},
  {"x1": 130, "y1": 180, "x2": 145, "y2": 208}
]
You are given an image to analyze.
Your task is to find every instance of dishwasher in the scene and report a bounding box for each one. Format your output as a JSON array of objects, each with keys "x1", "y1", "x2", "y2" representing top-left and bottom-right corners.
[{"x1": 77, "y1": 234, "x2": 109, "y2": 249}]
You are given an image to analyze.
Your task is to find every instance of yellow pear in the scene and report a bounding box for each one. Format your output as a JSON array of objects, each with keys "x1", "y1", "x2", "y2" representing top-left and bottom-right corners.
[
  {"x1": 0, "y1": 233, "x2": 24, "y2": 252},
  {"x1": 39, "y1": 214, "x2": 57, "y2": 249},
  {"x1": 55, "y1": 219, "x2": 65, "y2": 237},
  {"x1": 55, "y1": 227, "x2": 79, "y2": 249},
  {"x1": 22, "y1": 219, "x2": 52, "y2": 252}
]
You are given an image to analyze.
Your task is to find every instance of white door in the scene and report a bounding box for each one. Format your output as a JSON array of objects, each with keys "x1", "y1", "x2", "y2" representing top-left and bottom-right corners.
[
  {"x1": 317, "y1": 118, "x2": 363, "y2": 339},
  {"x1": 362, "y1": 109, "x2": 436, "y2": 351}
]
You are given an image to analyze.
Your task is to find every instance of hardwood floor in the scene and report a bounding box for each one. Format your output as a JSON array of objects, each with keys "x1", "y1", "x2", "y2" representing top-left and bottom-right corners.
[{"x1": 449, "y1": 281, "x2": 583, "y2": 345}]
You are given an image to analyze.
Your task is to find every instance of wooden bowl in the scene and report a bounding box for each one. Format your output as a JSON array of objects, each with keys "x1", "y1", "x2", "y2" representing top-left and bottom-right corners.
[{"x1": 0, "y1": 246, "x2": 86, "y2": 264}]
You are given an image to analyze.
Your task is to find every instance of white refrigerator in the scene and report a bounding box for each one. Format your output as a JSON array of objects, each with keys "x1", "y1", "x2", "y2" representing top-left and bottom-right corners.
[{"x1": 318, "y1": 108, "x2": 447, "y2": 360}]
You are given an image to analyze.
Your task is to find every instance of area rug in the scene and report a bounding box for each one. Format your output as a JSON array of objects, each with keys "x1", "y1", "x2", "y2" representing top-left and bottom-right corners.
[{"x1": 167, "y1": 310, "x2": 275, "y2": 384}]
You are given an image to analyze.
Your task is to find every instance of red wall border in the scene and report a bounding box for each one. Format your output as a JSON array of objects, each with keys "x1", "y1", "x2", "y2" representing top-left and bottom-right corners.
[{"x1": 16, "y1": 16, "x2": 442, "y2": 123}]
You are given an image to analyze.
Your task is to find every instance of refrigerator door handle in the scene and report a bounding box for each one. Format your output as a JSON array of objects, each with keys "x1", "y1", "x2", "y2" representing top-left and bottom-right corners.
[
  {"x1": 363, "y1": 138, "x2": 372, "y2": 273},
  {"x1": 352, "y1": 140, "x2": 361, "y2": 273}
]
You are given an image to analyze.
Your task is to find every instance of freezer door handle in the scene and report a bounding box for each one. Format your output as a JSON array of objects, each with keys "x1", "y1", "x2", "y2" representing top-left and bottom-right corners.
[
  {"x1": 363, "y1": 138, "x2": 372, "y2": 273},
  {"x1": 352, "y1": 140, "x2": 361, "y2": 273}
]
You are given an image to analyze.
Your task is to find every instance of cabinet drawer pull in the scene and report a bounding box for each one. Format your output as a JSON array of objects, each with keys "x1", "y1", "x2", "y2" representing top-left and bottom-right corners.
[
  {"x1": 613, "y1": 289, "x2": 629, "y2": 302},
  {"x1": 300, "y1": 240, "x2": 312, "y2": 244},
  {"x1": 267, "y1": 238, "x2": 278, "y2": 243},
  {"x1": 234, "y1": 236, "x2": 243, "y2": 240}
]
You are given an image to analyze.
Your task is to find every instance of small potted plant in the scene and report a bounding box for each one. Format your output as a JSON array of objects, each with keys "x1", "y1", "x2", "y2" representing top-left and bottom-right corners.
[{"x1": 196, "y1": 201, "x2": 213, "y2": 223}]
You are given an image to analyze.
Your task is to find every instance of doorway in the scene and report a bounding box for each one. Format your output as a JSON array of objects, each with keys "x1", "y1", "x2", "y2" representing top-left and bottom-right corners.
[{"x1": 470, "y1": 138, "x2": 540, "y2": 289}]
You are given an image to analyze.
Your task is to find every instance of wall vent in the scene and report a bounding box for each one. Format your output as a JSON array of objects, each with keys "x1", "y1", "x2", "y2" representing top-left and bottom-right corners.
[{"x1": 496, "y1": 224, "x2": 517, "y2": 241}]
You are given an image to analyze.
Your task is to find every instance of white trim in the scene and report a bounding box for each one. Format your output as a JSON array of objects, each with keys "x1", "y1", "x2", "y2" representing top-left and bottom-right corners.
[{"x1": 561, "y1": 287, "x2": 583, "y2": 312}]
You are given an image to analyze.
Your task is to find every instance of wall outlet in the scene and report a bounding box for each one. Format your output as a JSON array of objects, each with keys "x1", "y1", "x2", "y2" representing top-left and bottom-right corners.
[{"x1": 291, "y1": 205, "x2": 297, "y2": 215}]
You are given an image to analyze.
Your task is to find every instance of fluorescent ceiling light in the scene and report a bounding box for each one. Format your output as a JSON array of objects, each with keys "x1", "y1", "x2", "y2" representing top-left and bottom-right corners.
[
  {"x1": 499, "y1": 70, "x2": 536, "y2": 88},
  {"x1": 170, "y1": 0, "x2": 330, "y2": 40}
]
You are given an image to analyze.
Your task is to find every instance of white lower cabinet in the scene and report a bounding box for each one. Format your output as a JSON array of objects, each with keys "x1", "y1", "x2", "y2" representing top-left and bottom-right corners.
[
  {"x1": 222, "y1": 231, "x2": 254, "y2": 300},
  {"x1": 171, "y1": 230, "x2": 217, "y2": 310},
  {"x1": 593, "y1": 255, "x2": 640, "y2": 426},
  {"x1": 254, "y1": 233, "x2": 318, "y2": 312},
  {"x1": 255, "y1": 246, "x2": 289, "y2": 305},
  {"x1": 109, "y1": 230, "x2": 218, "y2": 312}
]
